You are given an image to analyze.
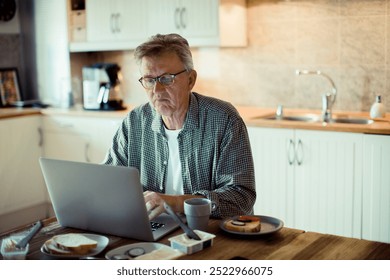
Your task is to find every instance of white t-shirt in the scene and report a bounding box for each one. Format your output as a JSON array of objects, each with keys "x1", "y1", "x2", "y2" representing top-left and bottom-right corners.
[{"x1": 164, "y1": 127, "x2": 184, "y2": 195}]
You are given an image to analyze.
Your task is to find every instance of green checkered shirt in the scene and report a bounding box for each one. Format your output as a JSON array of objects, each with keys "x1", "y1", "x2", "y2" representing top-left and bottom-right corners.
[{"x1": 103, "y1": 92, "x2": 256, "y2": 218}]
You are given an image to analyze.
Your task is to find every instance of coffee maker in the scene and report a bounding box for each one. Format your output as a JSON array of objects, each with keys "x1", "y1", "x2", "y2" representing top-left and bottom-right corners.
[{"x1": 82, "y1": 63, "x2": 126, "y2": 110}]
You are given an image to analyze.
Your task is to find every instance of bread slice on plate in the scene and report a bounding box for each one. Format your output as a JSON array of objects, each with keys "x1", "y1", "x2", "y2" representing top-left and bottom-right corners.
[
  {"x1": 224, "y1": 215, "x2": 261, "y2": 233},
  {"x1": 44, "y1": 233, "x2": 98, "y2": 255},
  {"x1": 44, "y1": 239, "x2": 72, "y2": 255},
  {"x1": 53, "y1": 233, "x2": 97, "y2": 254}
]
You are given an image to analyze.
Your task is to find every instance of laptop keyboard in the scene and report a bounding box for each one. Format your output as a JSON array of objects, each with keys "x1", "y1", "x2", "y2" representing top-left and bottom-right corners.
[{"x1": 150, "y1": 221, "x2": 165, "y2": 231}]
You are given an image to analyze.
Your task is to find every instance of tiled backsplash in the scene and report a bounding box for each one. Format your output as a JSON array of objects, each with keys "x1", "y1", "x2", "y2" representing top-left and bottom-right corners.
[{"x1": 77, "y1": 0, "x2": 389, "y2": 113}]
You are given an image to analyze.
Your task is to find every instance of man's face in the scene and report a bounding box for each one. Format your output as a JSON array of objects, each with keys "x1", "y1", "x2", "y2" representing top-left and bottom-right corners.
[{"x1": 140, "y1": 52, "x2": 196, "y2": 118}]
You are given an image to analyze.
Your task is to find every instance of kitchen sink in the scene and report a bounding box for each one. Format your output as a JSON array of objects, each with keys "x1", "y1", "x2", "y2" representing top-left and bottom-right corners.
[
  {"x1": 261, "y1": 114, "x2": 320, "y2": 122},
  {"x1": 329, "y1": 118, "x2": 374, "y2": 125},
  {"x1": 255, "y1": 114, "x2": 373, "y2": 125}
]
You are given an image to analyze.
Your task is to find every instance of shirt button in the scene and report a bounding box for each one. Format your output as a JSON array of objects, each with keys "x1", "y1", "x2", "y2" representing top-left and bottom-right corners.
[{"x1": 163, "y1": 161, "x2": 167, "y2": 165}]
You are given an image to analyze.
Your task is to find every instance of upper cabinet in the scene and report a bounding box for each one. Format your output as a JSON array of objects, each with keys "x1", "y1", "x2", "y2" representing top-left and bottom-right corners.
[
  {"x1": 147, "y1": 0, "x2": 219, "y2": 47},
  {"x1": 69, "y1": 0, "x2": 247, "y2": 52},
  {"x1": 86, "y1": 0, "x2": 148, "y2": 42},
  {"x1": 70, "y1": 0, "x2": 148, "y2": 52}
]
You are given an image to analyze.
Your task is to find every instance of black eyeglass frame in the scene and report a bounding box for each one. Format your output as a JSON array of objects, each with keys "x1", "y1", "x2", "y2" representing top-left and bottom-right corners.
[{"x1": 138, "y1": 69, "x2": 188, "y2": 89}]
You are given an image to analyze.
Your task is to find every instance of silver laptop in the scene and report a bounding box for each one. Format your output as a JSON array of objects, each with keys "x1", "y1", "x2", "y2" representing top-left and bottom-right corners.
[{"x1": 39, "y1": 157, "x2": 179, "y2": 241}]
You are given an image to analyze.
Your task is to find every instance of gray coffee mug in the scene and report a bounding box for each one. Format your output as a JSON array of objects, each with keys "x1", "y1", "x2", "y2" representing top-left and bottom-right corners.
[{"x1": 184, "y1": 198, "x2": 214, "y2": 231}]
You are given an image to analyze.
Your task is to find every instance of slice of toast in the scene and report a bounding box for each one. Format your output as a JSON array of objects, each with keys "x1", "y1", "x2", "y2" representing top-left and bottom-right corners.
[
  {"x1": 48, "y1": 233, "x2": 97, "y2": 255},
  {"x1": 224, "y1": 216, "x2": 261, "y2": 233},
  {"x1": 44, "y1": 239, "x2": 73, "y2": 255}
]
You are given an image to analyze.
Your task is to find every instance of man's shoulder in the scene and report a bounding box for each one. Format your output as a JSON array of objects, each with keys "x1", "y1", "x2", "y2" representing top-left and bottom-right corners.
[
  {"x1": 194, "y1": 92, "x2": 239, "y2": 117},
  {"x1": 128, "y1": 102, "x2": 153, "y2": 117}
]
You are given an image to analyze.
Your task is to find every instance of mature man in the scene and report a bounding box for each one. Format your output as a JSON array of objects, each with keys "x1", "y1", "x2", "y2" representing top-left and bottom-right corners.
[{"x1": 104, "y1": 33, "x2": 256, "y2": 220}]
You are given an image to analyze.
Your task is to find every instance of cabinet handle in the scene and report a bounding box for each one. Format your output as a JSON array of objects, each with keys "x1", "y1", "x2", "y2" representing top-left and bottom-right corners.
[
  {"x1": 85, "y1": 142, "x2": 91, "y2": 162},
  {"x1": 287, "y1": 139, "x2": 295, "y2": 165},
  {"x1": 38, "y1": 127, "x2": 43, "y2": 147},
  {"x1": 180, "y1": 7, "x2": 186, "y2": 29},
  {"x1": 110, "y1": 13, "x2": 115, "y2": 33},
  {"x1": 115, "y1": 13, "x2": 121, "y2": 33},
  {"x1": 174, "y1": 8, "x2": 181, "y2": 29},
  {"x1": 296, "y1": 139, "x2": 304, "y2": 165}
]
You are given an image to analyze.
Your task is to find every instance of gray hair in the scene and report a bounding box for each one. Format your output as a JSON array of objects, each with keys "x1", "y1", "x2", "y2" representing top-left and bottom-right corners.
[{"x1": 134, "y1": 33, "x2": 194, "y2": 71}]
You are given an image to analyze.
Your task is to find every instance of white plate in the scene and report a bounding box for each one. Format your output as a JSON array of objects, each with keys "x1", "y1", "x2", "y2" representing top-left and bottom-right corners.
[
  {"x1": 105, "y1": 242, "x2": 170, "y2": 260},
  {"x1": 40, "y1": 233, "x2": 109, "y2": 259},
  {"x1": 220, "y1": 215, "x2": 284, "y2": 236}
]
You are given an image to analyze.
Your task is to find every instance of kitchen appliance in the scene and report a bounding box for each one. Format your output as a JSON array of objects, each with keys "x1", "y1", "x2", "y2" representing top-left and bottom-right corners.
[{"x1": 82, "y1": 63, "x2": 126, "y2": 111}]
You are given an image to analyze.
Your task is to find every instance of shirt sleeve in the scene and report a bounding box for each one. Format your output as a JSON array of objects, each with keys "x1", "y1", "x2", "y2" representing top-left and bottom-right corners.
[
  {"x1": 102, "y1": 116, "x2": 130, "y2": 166},
  {"x1": 194, "y1": 116, "x2": 256, "y2": 219}
]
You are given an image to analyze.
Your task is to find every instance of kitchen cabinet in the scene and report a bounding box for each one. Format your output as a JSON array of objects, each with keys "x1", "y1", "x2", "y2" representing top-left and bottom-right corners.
[
  {"x1": 86, "y1": 0, "x2": 147, "y2": 43},
  {"x1": 70, "y1": 0, "x2": 148, "y2": 52},
  {"x1": 42, "y1": 115, "x2": 122, "y2": 163},
  {"x1": 248, "y1": 127, "x2": 363, "y2": 239},
  {"x1": 70, "y1": 0, "x2": 247, "y2": 51},
  {"x1": 147, "y1": 0, "x2": 219, "y2": 47},
  {"x1": 247, "y1": 127, "x2": 294, "y2": 226},
  {"x1": 293, "y1": 129, "x2": 363, "y2": 239},
  {"x1": 0, "y1": 116, "x2": 46, "y2": 219},
  {"x1": 362, "y1": 134, "x2": 390, "y2": 243}
]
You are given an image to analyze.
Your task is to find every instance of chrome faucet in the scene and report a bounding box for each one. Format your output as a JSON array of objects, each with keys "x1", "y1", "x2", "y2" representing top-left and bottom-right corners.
[{"x1": 295, "y1": 70, "x2": 337, "y2": 122}]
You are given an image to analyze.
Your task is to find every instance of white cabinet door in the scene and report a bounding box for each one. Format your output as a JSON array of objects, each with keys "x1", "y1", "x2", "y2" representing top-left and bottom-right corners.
[
  {"x1": 42, "y1": 116, "x2": 92, "y2": 162},
  {"x1": 147, "y1": 0, "x2": 219, "y2": 46},
  {"x1": 86, "y1": 118, "x2": 122, "y2": 163},
  {"x1": 43, "y1": 131, "x2": 91, "y2": 162},
  {"x1": 247, "y1": 127, "x2": 294, "y2": 228},
  {"x1": 42, "y1": 115, "x2": 122, "y2": 164},
  {"x1": 147, "y1": 0, "x2": 179, "y2": 36},
  {"x1": 362, "y1": 134, "x2": 390, "y2": 243},
  {"x1": 181, "y1": 0, "x2": 219, "y2": 40},
  {"x1": 248, "y1": 127, "x2": 363, "y2": 239},
  {"x1": 0, "y1": 116, "x2": 46, "y2": 215},
  {"x1": 294, "y1": 130, "x2": 363, "y2": 238},
  {"x1": 86, "y1": 0, "x2": 114, "y2": 41},
  {"x1": 86, "y1": 0, "x2": 148, "y2": 42}
]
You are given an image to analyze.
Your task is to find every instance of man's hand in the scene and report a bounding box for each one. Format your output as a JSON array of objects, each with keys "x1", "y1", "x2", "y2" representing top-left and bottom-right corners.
[
  {"x1": 143, "y1": 191, "x2": 203, "y2": 220},
  {"x1": 143, "y1": 191, "x2": 165, "y2": 220}
]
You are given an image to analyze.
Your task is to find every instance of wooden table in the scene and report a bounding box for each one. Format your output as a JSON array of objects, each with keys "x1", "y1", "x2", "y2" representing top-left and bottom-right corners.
[{"x1": 1, "y1": 217, "x2": 389, "y2": 260}]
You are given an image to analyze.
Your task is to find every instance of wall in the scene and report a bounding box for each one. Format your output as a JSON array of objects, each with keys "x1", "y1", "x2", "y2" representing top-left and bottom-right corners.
[
  {"x1": 71, "y1": 0, "x2": 390, "y2": 112},
  {"x1": 0, "y1": 0, "x2": 38, "y2": 102}
]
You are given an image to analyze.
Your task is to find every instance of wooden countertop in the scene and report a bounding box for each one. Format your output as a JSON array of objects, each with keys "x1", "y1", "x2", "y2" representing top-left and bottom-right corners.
[
  {"x1": 0, "y1": 107, "x2": 41, "y2": 119},
  {"x1": 1, "y1": 105, "x2": 390, "y2": 135},
  {"x1": 236, "y1": 106, "x2": 390, "y2": 135},
  {"x1": 1, "y1": 217, "x2": 389, "y2": 260}
]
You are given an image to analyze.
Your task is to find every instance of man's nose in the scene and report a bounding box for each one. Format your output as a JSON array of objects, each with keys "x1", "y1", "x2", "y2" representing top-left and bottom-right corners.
[{"x1": 153, "y1": 80, "x2": 165, "y2": 93}]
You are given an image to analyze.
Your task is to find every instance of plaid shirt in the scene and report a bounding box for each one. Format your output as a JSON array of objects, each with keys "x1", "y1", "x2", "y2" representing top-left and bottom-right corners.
[{"x1": 103, "y1": 92, "x2": 256, "y2": 218}]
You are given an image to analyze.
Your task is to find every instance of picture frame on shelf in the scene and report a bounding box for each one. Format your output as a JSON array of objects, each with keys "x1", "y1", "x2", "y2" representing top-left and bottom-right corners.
[{"x1": 0, "y1": 67, "x2": 22, "y2": 107}]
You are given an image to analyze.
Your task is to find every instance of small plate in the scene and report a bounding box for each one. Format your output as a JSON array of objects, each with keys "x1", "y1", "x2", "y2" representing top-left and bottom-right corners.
[
  {"x1": 40, "y1": 233, "x2": 109, "y2": 259},
  {"x1": 220, "y1": 215, "x2": 284, "y2": 236},
  {"x1": 105, "y1": 242, "x2": 170, "y2": 260}
]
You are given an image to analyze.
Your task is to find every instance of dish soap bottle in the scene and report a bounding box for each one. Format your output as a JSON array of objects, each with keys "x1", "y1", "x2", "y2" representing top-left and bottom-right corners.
[{"x1": 370, "y1": 95, "x2": 386, "y2": 119}]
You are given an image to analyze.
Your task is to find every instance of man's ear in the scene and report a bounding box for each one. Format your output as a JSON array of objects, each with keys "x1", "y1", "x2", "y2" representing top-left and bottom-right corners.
[{"x1": 188, "y1": 69, "x2": 197, "y2": 90}]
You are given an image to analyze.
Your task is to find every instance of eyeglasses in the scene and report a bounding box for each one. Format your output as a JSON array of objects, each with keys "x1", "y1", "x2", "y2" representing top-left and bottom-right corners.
[{"x1": 138, "y1": 69, "x2": 187, "y2": 89}]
